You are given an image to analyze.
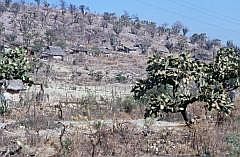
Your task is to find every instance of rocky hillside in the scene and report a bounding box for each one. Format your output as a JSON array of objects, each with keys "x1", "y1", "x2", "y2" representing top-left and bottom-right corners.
[{"x1": 1, "y1": 0, "x2": 236, "y2": 60}]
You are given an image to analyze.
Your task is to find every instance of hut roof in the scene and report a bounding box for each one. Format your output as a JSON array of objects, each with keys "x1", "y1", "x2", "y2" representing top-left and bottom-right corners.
[
  {"x1": 42, "y1": 46, "x2": 66, "y2": 56},
  {"x1": 7, "y1": 80, "x2": 25, "y2": 91}
]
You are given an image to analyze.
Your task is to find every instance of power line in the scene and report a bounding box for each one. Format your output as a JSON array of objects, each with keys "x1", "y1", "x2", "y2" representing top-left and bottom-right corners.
[
  {"x1": 133, "y1": 0, "x2": 240, "y2": 35},
  {"x1": 171, "y1": 0, "x2": 240, "y2": 24}
]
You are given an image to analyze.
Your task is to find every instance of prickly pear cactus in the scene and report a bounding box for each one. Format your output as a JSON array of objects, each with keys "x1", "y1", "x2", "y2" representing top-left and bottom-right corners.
[
  {"x1": 0, "y1": 47, "x2": 33, "y2": 84},
  {"x1": 131, "y1": 48, "x2": 240, "y2": 122}
]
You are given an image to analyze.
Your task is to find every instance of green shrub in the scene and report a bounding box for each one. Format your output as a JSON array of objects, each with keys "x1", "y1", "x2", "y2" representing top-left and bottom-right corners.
[{"x1": 115, "y1": 73, "x2": 127, "y2": 83}]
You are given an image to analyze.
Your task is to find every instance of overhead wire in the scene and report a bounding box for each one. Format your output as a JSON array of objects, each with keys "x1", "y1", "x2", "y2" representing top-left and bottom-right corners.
[
  {"x1": 170, "y1": 0, "x2": 240, "y2": 24},
  {"x1": 133, "y1": 0, "x2": 240, "y2": 35}
]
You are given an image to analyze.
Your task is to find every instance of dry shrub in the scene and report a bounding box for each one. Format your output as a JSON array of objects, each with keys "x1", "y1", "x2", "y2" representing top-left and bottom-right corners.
[
  {"x1": 64, "y1": 99, "x2": 240, "y2": 157},
  {"x1": 67, "y1": 121, "x2": 145, "y2": 157}
]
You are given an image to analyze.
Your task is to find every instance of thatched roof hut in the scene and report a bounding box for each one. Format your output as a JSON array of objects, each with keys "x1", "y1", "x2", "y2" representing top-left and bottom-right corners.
[
  {"x1": 41, "y1": 46, "x2": 66, "y2": 60},
  {"x1": 6, "y1": 79, "x2": 26, "y2": 93}
]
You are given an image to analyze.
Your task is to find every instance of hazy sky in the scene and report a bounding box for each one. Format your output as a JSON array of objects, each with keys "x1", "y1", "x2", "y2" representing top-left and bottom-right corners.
[{"x1": 26, "y1": 0, "x2": 240, "y2": 45}]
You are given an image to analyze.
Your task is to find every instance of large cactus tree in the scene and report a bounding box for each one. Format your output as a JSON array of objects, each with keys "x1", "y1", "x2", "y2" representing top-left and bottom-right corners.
[
  {"x1": 0, "y1": 47, "x2": 33, "y2": 114},
  {"x1": 132, "y1": 48, "x2": 240, "y2": 124},
  {"x1": 0, "y1": 47, "x2": 33, "y2": 83}
]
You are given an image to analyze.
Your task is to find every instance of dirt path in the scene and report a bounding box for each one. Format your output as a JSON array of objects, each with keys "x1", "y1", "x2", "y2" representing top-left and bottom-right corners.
[{"x1": 60, "y1": 119, "x2": 184, "y2": 131}]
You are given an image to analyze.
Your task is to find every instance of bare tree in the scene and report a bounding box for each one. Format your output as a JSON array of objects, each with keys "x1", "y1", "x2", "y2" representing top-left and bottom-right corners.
[
  {"x1": 18, "y1": 13, "x2": 34, "y2": 33},
  {"x1": 40, "y1": 8, "x2": 50, "y2": 27},
  {"x1": 120, "y1": 11, "x2": 130, "y2": 26},
  {"x1": 226, "y1": 40, "x2": 239, "y2": 50},
  {"x1": 86, "y1": 14, "x2": 93, "y2": 25},
  {"x1": 171, "y1": 21, "x2": 183, "y2": 35},
  {"x1": 10, "y1": 2, "x2": 20, "y2": 17},
  {"x1": 19, "y1": 0, "x2": 26, "y2": 12},
  {"x1": 138, "y1": 38, "x2": 151, "y2": 54},
  {"x1": 100, "y1": 19, "x2": 108, "y2": 29},
  {"x1": 59, "y1": 0, "x2": 66, "y2": 15},
  {"x1": 69, "y1": 3, "x2": 77, "y2": 16},
  {"x1": 85, "y1": 29, "x2": 96, "y2": 44},
  {"x1": 79, "y1": 4, "x2": 89, "y2": 16},
  {"x1": 157, "y1": 23, "x2": 168, "y2": 35},
  {"x1": 130, "y1": 26, "x2": 138, "y2": 35},
  {"x1": 103, "y1": 12, "x2": 116, "y2": 22},
  {"x1": 190, "y1": 33, "x2": 207, "y2": 48},
  {"x1": 110, "y1": 34, "x2": 120, "y2": 51},
  {"x1": 0, "y1": 22, "x2": 5, "y2": 36},
  {"x1": 182, "y1": 27, "x2": 189, "y2": 36},
  {"x1": 34, "y1": 0, "x2": 41, "y2": 8},
  {"x1": 4, "y1": 0, "x2": 12, "y2": 8},
  {"x1": 0, "y1": 3, "x2": 7, "y2": 16},
  {"x1": 145, "y1": 21, "x2": 156, "y2": 38},
  {"x1": 176, "y1": 39, "x2": 188, "y2": 52},
  {"x1": 45, "y1": 29, "x2": 57, "y2": 46},
  {"x1": 113, "y1": 21, "x2": 123, "y2": 35},
  {"x1": 0, "y1": 22, "x2": 5, "y2": 46},
  {"x1": 165, "y1": 40, "x2": 174, "y2": 53}
]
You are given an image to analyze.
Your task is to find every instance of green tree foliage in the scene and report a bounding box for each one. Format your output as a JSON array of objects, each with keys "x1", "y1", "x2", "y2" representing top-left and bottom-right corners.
[
  {"x1": 131, "y1": 48, "x2": 240, "y2": 124},
  {"x1": 0, "y1": 47, "x2": 33, "y2": 84},
  {"x1": 0, "y1": 47, "x2": 33, "y2": 115}
]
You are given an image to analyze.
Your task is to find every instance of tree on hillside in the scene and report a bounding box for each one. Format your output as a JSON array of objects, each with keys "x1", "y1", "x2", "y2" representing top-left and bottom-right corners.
[
  {"x1": 103, "y1": 12, "x2": 115, "y2": 21},
  {"x1": 59, "y1": 0, "x2": 66, "y2": 15},
  {"x1": 190, "y1": 33, "x2": 207, "y2": 49},
  {"x1": 0, "y1": 3, "x2": 7, "y2": 15},
  {"x1": 132, "y1": 48, "x2": 240, "y2": 124},
  {"x1": 165, "y1": 41, "x2": 174, "y2": 53},
  {"x1": 0, "y1": 22, "x2": 5, "y2": 36},
  {"x1": 182, "y1": 27, "x2": 189, "y2": 36},
  {"x1": 113, "y1": 21, "x2": 123, "y2": 35},
  {"x1": 137, "y1": 38, "x2": 152, "y2": 54},
  {"x1": 45, "y1": 29, "x2": 57, "y2": 46},
  {"x1": 100, "y1": 19, "x2": 108, "y2": 29},
  {"x1": 171, "y1": 21, "x2": 183, "y2": 35},
  {"x1": 43, "y1": 0, "x2": 49, "y2": 8},
  {"x1": 69, "y1": 3, "x2": 77, "y2": 16},
  {"x1": 34, "y1": 0, "x2": 41, "y2": 8},
  {"x1": 120, "y1": 11, "x2": 130, "y2": 27},
  {"x1": 130, "y1": 25, "x2": 138, "y2": 35},
  {"x1": 156, "y1": 23, "x2": 168, "y2": 36},
  {"x1": 4, "y1": 0, "x2": 12, "y2": 8},
  {"x1": 0, "y1": 47, "x2": 33, "y2": 83},
  {"x1": 10, "y1": 2, "x2": 21, "y2": 17},
  {"x1": 86, "y1": 14, "x2": 93, "y2": 25},
  {"x1": 0, "y1": 47, "x2": 33, "y2": 114},
  {"x1": 145, "y1": 21, "x2": 156, "y2": 38},
  {"x1": 79, "y1": 5, "x2": 89, "y2": 16},
  {"x1": 226, "y1": 40, "x2": 239, "y2": 50},
  {"x1": 110, "y1": 34, "x2": 120, "y2": 51},
  {"x1": 206, "y1": 39, "x2": 221, "y2": 50},
  {"x1": 0, "y1": 22, "x2": 5, "y2": 48}
]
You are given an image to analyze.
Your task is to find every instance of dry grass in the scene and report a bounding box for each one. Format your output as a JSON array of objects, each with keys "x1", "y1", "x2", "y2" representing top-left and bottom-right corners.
[{"x1": 0, "y1": 89, "x2": 240, "y2": 156}]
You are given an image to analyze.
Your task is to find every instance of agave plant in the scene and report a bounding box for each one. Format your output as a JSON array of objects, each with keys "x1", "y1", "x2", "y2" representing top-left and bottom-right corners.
[{"x1": 131, "y1": 48, "x2": 240, "y2": 124}]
